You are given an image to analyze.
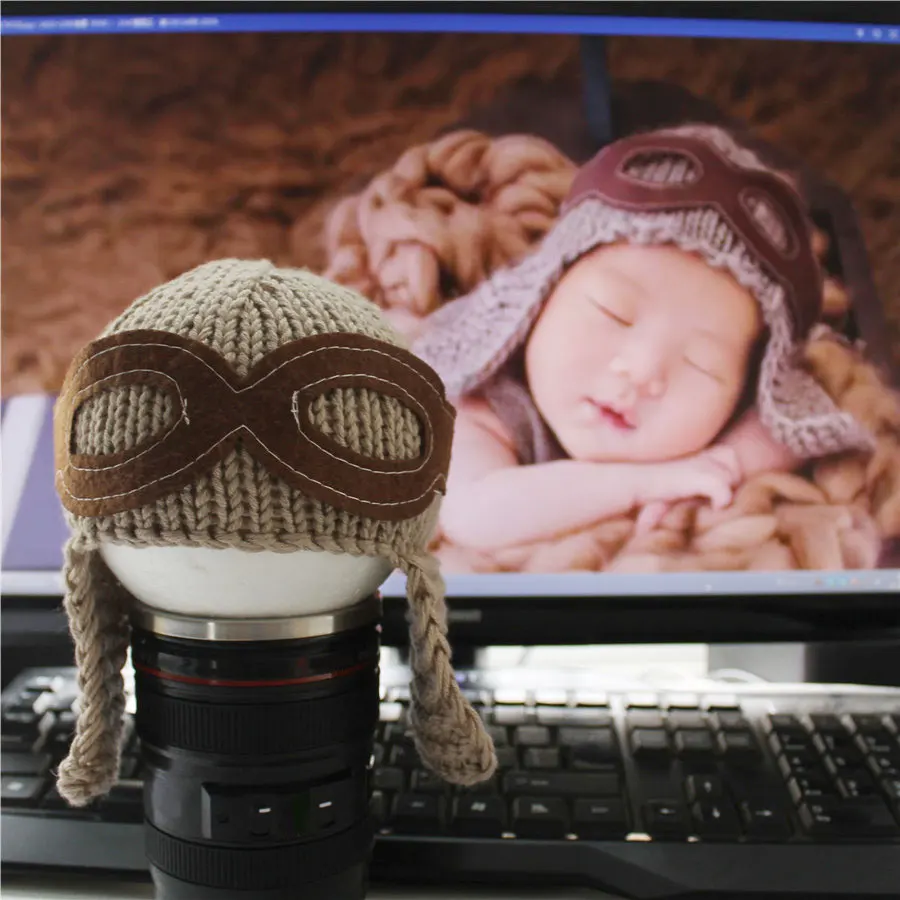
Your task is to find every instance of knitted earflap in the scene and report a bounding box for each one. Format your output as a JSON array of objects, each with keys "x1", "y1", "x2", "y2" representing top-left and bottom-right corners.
[{"x1": 56, "y1": 532, "x2": 131, "y2": 806}]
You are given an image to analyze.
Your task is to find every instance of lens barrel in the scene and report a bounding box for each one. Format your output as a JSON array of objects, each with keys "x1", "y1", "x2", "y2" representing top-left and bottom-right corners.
[{"x1": 128, "y1": 596, "x2": 382, "y2": 900}]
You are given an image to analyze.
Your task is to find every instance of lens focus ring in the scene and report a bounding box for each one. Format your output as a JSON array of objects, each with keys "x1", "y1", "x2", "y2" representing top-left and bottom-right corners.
[
  {"x1": 146, "y1": 818, "x2": 373, "y2": 891},
  {"x1": 135, "y1": 672, "x2": 380, "y2": 755}
]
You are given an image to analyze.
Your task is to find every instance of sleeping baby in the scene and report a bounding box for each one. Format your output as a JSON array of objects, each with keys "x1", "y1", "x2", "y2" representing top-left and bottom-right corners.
[{"x1": 412, "y1": 124, "x2": 873, "y2": 552}]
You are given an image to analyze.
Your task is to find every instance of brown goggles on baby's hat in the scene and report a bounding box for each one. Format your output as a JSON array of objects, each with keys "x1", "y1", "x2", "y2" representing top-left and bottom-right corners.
[
  {"x1": 563, "y1": 133, "x2": 823, "y2": 338},
  {"x1": 54, "y1": 329, "x2": 454, "y2": 521}
]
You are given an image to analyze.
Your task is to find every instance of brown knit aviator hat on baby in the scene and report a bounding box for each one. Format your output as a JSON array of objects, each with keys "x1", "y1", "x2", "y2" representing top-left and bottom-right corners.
[
  {"x1": 414, "y1": 124, "x2": 873, "y2": 459},
  {"x1": 52, "y1": 259, "x2": 497, "y2": 807}
]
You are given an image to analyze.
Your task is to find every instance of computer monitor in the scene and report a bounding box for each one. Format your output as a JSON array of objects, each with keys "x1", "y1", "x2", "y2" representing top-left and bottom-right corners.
[{"x1": 2, "y1": 3, "x2": 899, "y2": 660}]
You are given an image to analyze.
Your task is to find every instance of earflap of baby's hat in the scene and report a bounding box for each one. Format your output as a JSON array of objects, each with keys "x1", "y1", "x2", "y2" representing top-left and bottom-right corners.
[
  {"x1": 56, "y1": 529, "x2": 131, "y2": 807},
  {"x1": 757, "y1": 318, "x2": 876, "y2": 459},
  {"x1": 396, "y1": 537, "x2": 498, "y2": 786}
]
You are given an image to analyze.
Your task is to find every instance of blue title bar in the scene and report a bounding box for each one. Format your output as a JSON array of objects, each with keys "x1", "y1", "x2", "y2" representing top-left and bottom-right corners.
[{"x1": 0, "y1": 12, "x2": 898, "y2": 43}]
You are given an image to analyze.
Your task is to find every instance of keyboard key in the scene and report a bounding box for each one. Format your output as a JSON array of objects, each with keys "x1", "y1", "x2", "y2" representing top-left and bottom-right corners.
[
  {"x1": 493, "y1": 689, "x2": 528, "y2": 705},
  {"x1": 572, "y1": 798, "x2": 628, "y2": 839},
  {"x1": 769, "y1": 732, "x2": 816, "y2": 756},
  {"x1": 533, "y1": 689, "x2": 569, "y2": 706},
  {"x1": 557, "y1": 727, "x2": 616, "y2": 751},
  {"x1": 836, "y1": 769, "x2": 878, "y2": 799},
  {"x1": 513, "y1": 726, "x2": 551, "y2": 747},
  {"x1": 452, "y1": 796, "x2": 506, "y2": 836},
  {"x1": 642, "y1": 800, "x2": 688, "y2": 838},
  {"x1": 777, "y1": 751, "x2": 822, "y2": 776},
  {"x1": 1, "y1": 711, "x2": 41, "y2": 740},
  {"x1": 373, "y1": 767, "x2": 405, "y2": 792},
  {"x1": 495, "y1": 747, "x2": 519, "y2": 770},
  {"x1": 799, "y1": 797, "x2": 900, "y2": 838},
  {"x1": 866, "y1": 753, "x2": 900, "y2": 779},
  {"x1": 389, "y1": 742, "x2": 420, "y2": 768},
  {"x1": 768, "y1": 714, "x2": 801, "y2": 731},
  {"x1": 881, "y1": 778, "x2": 900, "y2": 801},
  {"x1": 809, "y1": 714, "x2": 846, "y2": 735},
  {"x1": 573, "y1": 692, "x2": 609, "y2": 707},
  {"x1": 99, "y1": 782, "x2": 144, "y2": 823},
  {"x1": 716, "y1": 730, "x2": 759, "y2": 758},
  {"x1": 667, "y1": 711, "x2": 707, "y2": 730},
  {"x1": 392, "y1": 794, "x2": 445, "y2": 834},
  {"x1": 536, "y1": 707, "x2": 611, "y2": 727},
  {"x1": 625, "y1": 693, "x2": 659, "y2": 709},
  {"x1": 504, "y1": 771, "x2": 618, "y2": 798},
  {"x1": 486, "y1": 725, "x2": 509, "y2": 746},
  {"x1": 704, "y1": 695, "x2": 739, "y2": 711},
  {"x1": 511, "y1": 797, "x2": 568, "y2": 838},
  {"x1": 1, "y1": 775, "x2": 45, "y2": 805},
  {"x1": 851, "y1": 714, "x2": 890, "y2": 734},
  {"x1": 739, "y1": 800, "x2": 792, "y2": 840},
  {"x1": 382, "y1": 723, "x2": 410, "y2": 744},
  {"x1": 627, "y1": 712, "x2": 665, "y2": 730},
  {"x1": 814, "y1": 732, "x2": 861, "y2": 761},
  {"x1": 665, "y1": 693, "x2": 700, "y2": 710},
  {"x1": 372, "y1": 744, "x2": 385, "y2": 766},
  {"x1": 787, "y1": 773, "x2": 837, "y2": 803},
  {"x1": 691, "y1": 800, "x2": 742, "y2": 840},
  {"x1": 1, "y1": 751, "x2": 51, "y2": 776},
  {"x1": 522, "y1": 747, "x2": 560, "y2": 770},
  {"x1": 379, "y1": 702, "x2": 405, "y2": 724},
  {"x1": 685, "y1": 774, "x2": 725, "y2": 802},
  {"x1": 410, "y1": 769, "x2": 447, "y2": 793},
  {"x1": 674, "y1": 730, "x2": 715, "y2": 758},
  {"x1": 630, "y1": 729, "x2": 669, "y2": 757},
  {"x1": 492, "y1": 706, "x2": 531, "y2": 727},
  {"x1": 371, "y1": 790, "x2": 388, "y2": 826},
  {"x1": 567, "y1": 742, "x2": 619, "y2": 770},
  {"x1": 713, "y1": 711, "x2": 750, "y2": 731},
  {"x1": 855, "y1": 733, "x2": 897, "y2": 757}
]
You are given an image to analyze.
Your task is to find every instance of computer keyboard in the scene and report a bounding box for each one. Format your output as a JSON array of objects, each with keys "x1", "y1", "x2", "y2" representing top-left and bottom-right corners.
[{"x1": 3, "y1": 666, "x2": 900, "y2": 898}]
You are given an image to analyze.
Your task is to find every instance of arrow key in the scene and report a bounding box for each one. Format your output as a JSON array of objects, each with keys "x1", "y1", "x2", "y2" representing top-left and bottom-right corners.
[{"x1": 691, "y1": 800, "x2": 742, "y2": 840}]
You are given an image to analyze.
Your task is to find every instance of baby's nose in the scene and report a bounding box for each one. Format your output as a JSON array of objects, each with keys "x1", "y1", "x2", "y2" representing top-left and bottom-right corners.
[{"x1": 609, "y1": 346, "x2": 667, "y2": 398}]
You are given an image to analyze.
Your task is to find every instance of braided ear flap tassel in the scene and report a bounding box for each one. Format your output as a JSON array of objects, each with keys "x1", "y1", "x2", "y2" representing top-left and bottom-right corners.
[
  {"x1": 56, "y1": 534, "x2": 131, "y2": 807},
  {"x1": 399, "y1": 550, "x2": 497, "y2": 786}
]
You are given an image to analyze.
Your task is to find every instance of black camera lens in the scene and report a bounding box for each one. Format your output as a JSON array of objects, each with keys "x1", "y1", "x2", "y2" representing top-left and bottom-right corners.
[{"x1": 128, "y1": 596, "x2": 381, "y2": 900}]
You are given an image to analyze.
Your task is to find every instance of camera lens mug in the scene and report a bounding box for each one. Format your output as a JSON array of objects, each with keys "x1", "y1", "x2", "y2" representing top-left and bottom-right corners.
[{"x1": 128, "y1": 594, "x2": 382, "y2": 899}]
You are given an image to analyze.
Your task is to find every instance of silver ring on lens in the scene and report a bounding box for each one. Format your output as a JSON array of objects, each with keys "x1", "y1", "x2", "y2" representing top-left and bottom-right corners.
[{"x1": 129, "y1": 594, "x2": 382, "y2": 642}]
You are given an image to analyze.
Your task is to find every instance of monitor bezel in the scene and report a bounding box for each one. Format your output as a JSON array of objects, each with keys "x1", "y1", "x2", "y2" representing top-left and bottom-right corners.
[{"x1": 2, "y1": 0, "x2": 898, "y2": 658}]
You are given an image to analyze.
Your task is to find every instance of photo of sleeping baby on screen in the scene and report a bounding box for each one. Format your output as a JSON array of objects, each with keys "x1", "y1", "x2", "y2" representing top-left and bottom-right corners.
[
  {"x1": 396, "y1": 125, "x2": 900, "y2": 577},
  {"x1": 3, "y1": 29, "x2": 899, "y2": 581}
]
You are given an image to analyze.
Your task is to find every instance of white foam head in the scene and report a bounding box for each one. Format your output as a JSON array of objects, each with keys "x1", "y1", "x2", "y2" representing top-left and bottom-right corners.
[{"x1": 99, "y1": 543, "x2": 393, "y2": 619}]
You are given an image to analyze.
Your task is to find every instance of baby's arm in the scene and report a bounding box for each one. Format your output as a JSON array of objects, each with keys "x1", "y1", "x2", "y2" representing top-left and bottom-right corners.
[
  {"x1": 440, "y1": 397, "x2": 733, "y2": 550},
  {"x1": 717, "y1": 407, "x2": 799, "y2": 480}
]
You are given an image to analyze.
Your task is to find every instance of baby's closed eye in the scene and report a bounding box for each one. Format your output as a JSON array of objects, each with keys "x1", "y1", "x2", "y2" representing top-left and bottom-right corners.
[
  {"x1": 586, "y1": 294, "x2": 634, "y2": 327},
  {"x1": 684, "y1": 340, "x2": 730, "y2": 382}
]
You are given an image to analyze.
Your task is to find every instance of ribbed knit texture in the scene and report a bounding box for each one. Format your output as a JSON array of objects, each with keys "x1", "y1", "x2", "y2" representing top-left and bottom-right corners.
[{"x1": 56, "y1": 260, "x2": 497, "y2": 807}]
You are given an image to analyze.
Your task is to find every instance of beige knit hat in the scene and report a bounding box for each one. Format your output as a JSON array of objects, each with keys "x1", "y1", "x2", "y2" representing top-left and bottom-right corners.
[
  {"x1": 52, "y1": 259, "x2": 497, "y2": 807},
  {"x1": 413, "y1": 124, "x2": 874, "y2": 460}
]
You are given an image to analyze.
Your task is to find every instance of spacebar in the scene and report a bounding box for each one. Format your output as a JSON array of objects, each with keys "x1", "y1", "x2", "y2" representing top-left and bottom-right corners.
[{"x1": 504, "y1": 772, "x2": 619, "y2": 796}]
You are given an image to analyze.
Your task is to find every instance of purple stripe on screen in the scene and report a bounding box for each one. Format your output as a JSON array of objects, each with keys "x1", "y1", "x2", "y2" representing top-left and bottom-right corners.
[{"x1": 2, "y1": 395, "x2": 68, "y2": 572}]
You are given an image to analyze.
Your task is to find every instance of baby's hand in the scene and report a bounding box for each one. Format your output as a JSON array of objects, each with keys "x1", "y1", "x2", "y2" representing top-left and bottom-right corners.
[{"x1": 635, "y1": 446, "x2": 742, "y2": 534}]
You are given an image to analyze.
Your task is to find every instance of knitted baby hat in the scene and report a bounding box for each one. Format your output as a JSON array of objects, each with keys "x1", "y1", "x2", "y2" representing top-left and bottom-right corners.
[
  {"x1": 53, "y1": 259, "x2": 497, "y2": 807},
  {"x1": 413, "y1": 124, "x2": 873, "y2": 459}
]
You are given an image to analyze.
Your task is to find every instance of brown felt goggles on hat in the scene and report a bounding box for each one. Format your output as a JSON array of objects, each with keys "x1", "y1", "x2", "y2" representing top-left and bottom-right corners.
[
  {"x1": 563, "y1": 133, "x2": 823, "y2": 338},
  {"x1": 54, "y1": 329, "x2": 454, "y2": 521}
]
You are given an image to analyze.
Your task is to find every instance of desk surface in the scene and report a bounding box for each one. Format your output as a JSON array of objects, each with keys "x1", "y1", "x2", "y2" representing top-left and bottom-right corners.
[{"x1": 2, "y1": 874, "x2": 612, "y2": 900}]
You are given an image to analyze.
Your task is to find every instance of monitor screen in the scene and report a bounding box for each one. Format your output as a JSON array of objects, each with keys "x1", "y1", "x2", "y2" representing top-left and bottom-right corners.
[{"x1": 2, "y1": 7, "x2": 899, "y2": 617}]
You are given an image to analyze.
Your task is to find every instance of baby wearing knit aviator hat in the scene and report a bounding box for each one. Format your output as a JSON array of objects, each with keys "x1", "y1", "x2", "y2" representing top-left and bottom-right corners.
[
  {"x1": 52, "y1": 259, "x2": 497, "y2": 807},
  {"x1": 413, "y1": 124, "x2": 875, "y2": 552}
]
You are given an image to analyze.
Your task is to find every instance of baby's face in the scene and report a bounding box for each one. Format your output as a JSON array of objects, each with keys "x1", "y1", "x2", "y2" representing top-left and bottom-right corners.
[{"x1": 524, "y1": 242, "x2": 763, "y2": 462}]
